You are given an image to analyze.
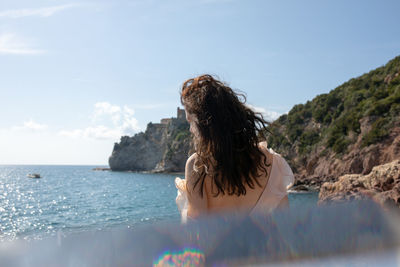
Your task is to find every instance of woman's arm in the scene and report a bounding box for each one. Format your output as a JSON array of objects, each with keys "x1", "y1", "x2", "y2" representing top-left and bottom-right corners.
[{"x1": 185, "y1": 154, "x2": 208, "y2": 219}]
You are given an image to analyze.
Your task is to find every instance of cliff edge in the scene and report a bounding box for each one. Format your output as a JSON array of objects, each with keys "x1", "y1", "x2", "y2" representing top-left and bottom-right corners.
[{"x1": 109, "y1": 108, "x2": 191, "y2": 172}]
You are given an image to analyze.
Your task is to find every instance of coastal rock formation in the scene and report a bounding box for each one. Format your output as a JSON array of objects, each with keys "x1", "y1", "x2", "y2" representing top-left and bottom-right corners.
[
  {"x1": 109, "y1": 108, "x2": 191, "y2": 172},
  {"x1": 291, "y1": 123, "x2": 400, "y2": 190},
  {"x1": 318, "y1": 160, "x2": 400, "y2": 207},
  {"x1": 267, "y1": 56, "x2": 400, "y2": 190}
]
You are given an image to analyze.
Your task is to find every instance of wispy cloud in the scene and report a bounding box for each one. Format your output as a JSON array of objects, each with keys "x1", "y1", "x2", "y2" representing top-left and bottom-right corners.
[
  {"x1": 246, "y1": 104, "x2": 282, "y2": 122},
  {"x1": 0, "y1": 33, "x2": 44, "y2": 55},
  {"x1": 12, "y1": 119, "x2": 48, "y2": 131},
  {"x1": 134, "y1": 103, "x2": 169, "y2": 110},
  {"x1": 0, "y1": 4, "x2": 79, "y2": 19},
  {"x1": 59, "y1": 102, "x2": 140, "y2": 140},
  {"x1": 59, "y1": 126, "x2": 122, "y2": 140},
  {"x1": 92, "y1": 102, "x2": 124, "y2": 124},
  {"x1": 199, "y1": 0, "x2": 234, "y2": 3}
]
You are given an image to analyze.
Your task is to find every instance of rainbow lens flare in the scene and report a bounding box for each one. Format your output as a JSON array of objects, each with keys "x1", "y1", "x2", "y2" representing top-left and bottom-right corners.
[{"x1": 153, "y1": 248, "x2": 205, "y2": 267}]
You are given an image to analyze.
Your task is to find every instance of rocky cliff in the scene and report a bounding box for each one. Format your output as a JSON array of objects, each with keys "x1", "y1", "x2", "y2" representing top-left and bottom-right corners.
[
  {"x1": 109, "y1": 111, "x2": 191, "y2": 172},
  {"x1": 319, "y1": 160, "x2": 400, "y2": 208},
  {"x1": 267, "y1": 56, "x2": 400, "y2": 190}
]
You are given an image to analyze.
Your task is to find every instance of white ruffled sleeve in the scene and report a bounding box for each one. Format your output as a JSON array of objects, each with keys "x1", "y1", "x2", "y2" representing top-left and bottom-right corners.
[
  {"x1": 261, "y1": 142, "x2": 294, "y2": 192},
  {"x1": 175, "y1": 177, "x2": 188, "y2": 223},
  {"x1": 250, "y1": 148, "x2": 295, "y2": 216},
  {"x1": 265, "y1": 148, "x2": 294, "y2": 199},
  {"x1": 275, "y1": 153, "x2": 295, "y2": 193}
]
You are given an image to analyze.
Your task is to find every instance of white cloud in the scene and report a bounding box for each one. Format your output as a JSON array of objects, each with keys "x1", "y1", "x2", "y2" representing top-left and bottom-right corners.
[
  {"x1": 94, "y1": 102, "x2": 122, "y2": 115},
  {"x1": 59, "y1": 126, "x2": 121, "y2": 140},
  {"x1": 0, "y1": 33, "x2": 44, "y2": 55},
  {"x1": 60, "y1": 102, "x2": 140, "y2": 140},
  {"x1": 93, "y1": 102, "x2": 122, "y2": 124},
  {"x1": 0, "y1": 4, "x2": 78, "y2": 19},
  {"x1": 246, "y1": 104, "x2": 282, "y2": 122},
  {"x1": 123, "y1": 106, "x2": 134, "y2": 116},
  {"x1": 58, "y1": 129, "x2": 82, "y2": 138},
  {"x1": 12, "y1": 119, "x2": 48, "y2": 131}
]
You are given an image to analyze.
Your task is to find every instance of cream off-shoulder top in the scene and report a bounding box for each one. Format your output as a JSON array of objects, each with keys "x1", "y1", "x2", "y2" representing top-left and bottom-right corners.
[{"x1": 175, "y1": 147, "x2": 294, "y2": 223}]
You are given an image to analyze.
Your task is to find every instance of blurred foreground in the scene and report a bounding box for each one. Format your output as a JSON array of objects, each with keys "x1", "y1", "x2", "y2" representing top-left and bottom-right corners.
[{"x1": 0, "y1": 200, "x2": 399, "y2": 266}]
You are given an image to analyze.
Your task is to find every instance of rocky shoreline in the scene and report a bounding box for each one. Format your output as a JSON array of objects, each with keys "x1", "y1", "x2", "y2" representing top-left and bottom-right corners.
[
  {"x1": 291, "y1": 159, "x2": 400, "y2": 208},
  {"x1": 290, "y1": 124, "x2": 400, "y2": 193},
  {"x1": 318, "y1": 160, "x2": 400, "y2": 207}
]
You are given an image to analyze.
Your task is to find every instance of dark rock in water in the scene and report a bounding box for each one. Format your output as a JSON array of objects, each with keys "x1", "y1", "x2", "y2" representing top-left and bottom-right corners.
[
  {"x1": 319, "y1": 160, "x2": 400, "y2": 208},
  {"x1": 27, "y1": 173, "x2": 41, "y2": 178},
  {"x1": 292, "y1": 177, "x2": 323, "y2": 191},
  {"x1": 109, "y1": 108, "x2": 191, "y2": 172},
  {"x1": 92, "y1": 168, "x2": 111, "y2": 171},
  {"x1": 291, "y1": 185, "x2": 310, "y2": 192}
]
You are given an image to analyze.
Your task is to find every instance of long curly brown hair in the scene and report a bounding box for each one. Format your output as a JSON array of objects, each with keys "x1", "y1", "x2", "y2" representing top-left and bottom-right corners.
[{"x1": 181, "y1": 75, "x2": 270, "y2": 197}]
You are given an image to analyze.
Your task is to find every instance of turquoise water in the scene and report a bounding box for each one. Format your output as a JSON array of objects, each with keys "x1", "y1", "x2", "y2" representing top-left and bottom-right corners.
[{"x1": 0, "y1": 165, "x2": 318, "y2": 241}]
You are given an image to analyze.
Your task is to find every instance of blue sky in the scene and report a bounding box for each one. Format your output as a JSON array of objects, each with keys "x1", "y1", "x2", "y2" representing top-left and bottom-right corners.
[{"x1": 1, "y1": 0, "x2": 399, "y2": 165}]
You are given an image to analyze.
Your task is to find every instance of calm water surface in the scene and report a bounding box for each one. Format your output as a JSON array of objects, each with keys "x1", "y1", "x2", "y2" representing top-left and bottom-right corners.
[{"x1": 0, "y1": 165, "x2": 318, "y2": 241}]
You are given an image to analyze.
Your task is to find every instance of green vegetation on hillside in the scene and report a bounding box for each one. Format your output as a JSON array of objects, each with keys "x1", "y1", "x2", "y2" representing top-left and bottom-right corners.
[
  {"x1": 171, "y1": 122, "x2": 190, "y2": 142},
  {"x1": 267, "y1": 56, "x2": 400, "y2": 157}
]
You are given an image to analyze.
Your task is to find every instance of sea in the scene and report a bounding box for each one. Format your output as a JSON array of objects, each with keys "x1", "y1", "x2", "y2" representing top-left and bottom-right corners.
[{"x1": 0, "y1": 165, "x2": 318, "y2": 242}]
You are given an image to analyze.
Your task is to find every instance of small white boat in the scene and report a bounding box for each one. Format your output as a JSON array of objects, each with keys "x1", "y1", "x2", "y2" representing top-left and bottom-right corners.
[{"x1": 27, "y1": 173, "x2": 41, "y2": 178}]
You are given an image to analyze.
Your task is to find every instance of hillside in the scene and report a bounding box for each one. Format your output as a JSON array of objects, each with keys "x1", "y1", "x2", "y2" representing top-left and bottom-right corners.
[{"x1": 267, "y1": 56, "x2": 400, "y2": 189}]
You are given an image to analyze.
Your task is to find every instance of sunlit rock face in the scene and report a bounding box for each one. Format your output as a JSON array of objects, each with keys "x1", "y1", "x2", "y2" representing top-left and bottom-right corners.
[
  {"x1": 292, "y1": 124, "x2": 400, "y2": 191},
  {"x1": 319, "y1": 160, "x2": 400, "y2": 207},
  {"x1": 108, "y1": 124, "x2": 166, "y2": 171},
  {"x1": 109, "y1": 109, "x2": 191, "y2": 172}
]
